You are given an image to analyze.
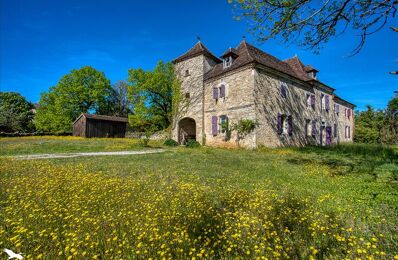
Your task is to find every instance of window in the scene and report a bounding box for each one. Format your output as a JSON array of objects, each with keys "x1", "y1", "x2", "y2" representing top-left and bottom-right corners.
[
  {"x1": 185, "y1": 92, "x2": 190, "y2": 99},
  {"x1": 311, "y1": 120, "x2": 317, "y2": 137},
  {"x1": 345, "y1": 126, "x2": 351, "y2": 139},
  {"x1": 277, "y1": 113, "x2": 292, "y2": 135},
  {"x1": 212, "y1": 87, "x2": 219, "y2": 100},
  {"x1": 333, "y1": 123, "x2": 338, "y2": 138},
  {"x1": 334, "y1": 104, "x2": 340, "y2": 115},
  {"x1": 219, "y1": 115, "x2": 228, "y2": 133},
  {"x1": 212, "y1": 84, "x2": 227, "y2": 100},
  {"x1": 281, "y1": 83, "x2": 288, "y2": 98},
  {"x1": 321, "y1": 94, "x2": 330, "y2": 111},
  {"x1": 223, "y1": 56, "x2": 233, "y2": 68},
  {"x1": 344, "y1": 108, "x2": 351, "y2": 119},
  {"x1": 305, "y1": 119, "x2": 312, "y2": 136},
  {"x1": 219, "y1": 84, "x2": 226, "y2": 98},
  {"x1": 211, "y1": 116, "x2": 218, "y2": 136},
  {"x1": 185, "y1": 70, "x2": 190, "y2": 77},
  {"x1": 306, "y1": 93, "x2": 315, "y2": 108}
]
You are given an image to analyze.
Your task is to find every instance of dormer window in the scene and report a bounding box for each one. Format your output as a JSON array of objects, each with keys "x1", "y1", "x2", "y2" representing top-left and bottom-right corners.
[
  {"x1": 307, "y1": 71, "x2": 317, "y2": 79},
  {"x1": 221, "y1": 47, "x2": 238, "y2": 69},
  {"x1": 223, "y1": 56, "x2": 233, "y2": 69},
  {"x1": 304, "y1": 65, "x2": 318, "y2": 79}
]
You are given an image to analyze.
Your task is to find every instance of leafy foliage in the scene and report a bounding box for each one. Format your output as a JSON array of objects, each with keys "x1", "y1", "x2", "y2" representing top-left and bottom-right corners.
[
  {"x1": 34, "y1": 66, "x2": 112, "y2": 133},
  {"x1": 0, "y1": 92, "x2": 34, "y2": 132},
  {"x1": 128, "y1": 61, "x2": 179, "y2": 131},
  {"x1": 355, "y1": 96, "x2": 398, "y2": 145},
  {"x1": 185, "y1": 139, "x2": 200, "y2": 148},
  {"x1": 354, "y1": 105, "x2": 384, "y2": 143},
  {"x1": 232, "y1": 119, "x2": 257, "y2": 146},
  {"x1": 229, "y1": 0, "x2": 398, "y2": 54},
  {"x1": 163, "y1": 138, "x2": 179, "y2": 147},
  {"x1": 381, "y1": 95, "x2": 398, "y2": 143}
]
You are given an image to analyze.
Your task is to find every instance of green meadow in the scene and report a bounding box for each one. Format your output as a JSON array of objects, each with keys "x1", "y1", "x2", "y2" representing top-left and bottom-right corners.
[{"x1": 0, "y1": 137, "x2": 397, "y2": 259}]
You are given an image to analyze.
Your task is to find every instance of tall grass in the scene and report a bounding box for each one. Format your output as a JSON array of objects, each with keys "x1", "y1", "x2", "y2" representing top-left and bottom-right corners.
[
  {"x1": 1, "y1": 138, "x2": 397, "y2": 258},
  {"x1": 298, "y1": 143, "x2": 397, "y2": 162}
]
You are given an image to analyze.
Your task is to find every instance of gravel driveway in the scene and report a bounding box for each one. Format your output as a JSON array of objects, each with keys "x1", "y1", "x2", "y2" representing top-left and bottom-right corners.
[{"x1": 8, "y1": 149, "x2": 166, "y2": 160}]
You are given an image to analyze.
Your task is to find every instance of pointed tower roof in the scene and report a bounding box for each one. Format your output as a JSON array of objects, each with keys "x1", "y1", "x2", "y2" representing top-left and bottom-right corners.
[{"x1": 172, "y1": 41, "x2": 221, "y2": 64}]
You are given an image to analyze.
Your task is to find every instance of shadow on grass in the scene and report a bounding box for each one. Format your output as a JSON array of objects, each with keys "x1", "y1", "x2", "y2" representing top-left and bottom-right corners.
[
  {"x1": 176, "y1": 190, "x2": 349, "y2": 258},
  {"x1": 296, "y1": 143, "x2": 398, "y2": 163}
]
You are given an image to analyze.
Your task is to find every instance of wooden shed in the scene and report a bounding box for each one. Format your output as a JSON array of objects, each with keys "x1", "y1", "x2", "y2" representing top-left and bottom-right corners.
[{"x1": 73, "y1": 113, "x2": 128, "y2": 138}]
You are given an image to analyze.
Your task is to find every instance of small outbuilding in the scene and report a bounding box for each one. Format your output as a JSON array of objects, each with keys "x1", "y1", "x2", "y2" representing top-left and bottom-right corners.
[{"x1": 73, "y1": 113, "x2": 128, "y2": 138}]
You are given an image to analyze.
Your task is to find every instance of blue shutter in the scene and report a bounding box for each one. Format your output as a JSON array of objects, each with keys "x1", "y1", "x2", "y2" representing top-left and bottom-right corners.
[
  {"x1": 211, "y1": 116, "x2": 218, "y2": 135},
  {"x1": 277, "y1": 113, "x2": 282, "y2": 134},
  {"x1": 311, "y1": 95, "x2": 315, "y2": 106},
  {"x1": 288, "y1": 115, "x2": 293, "y2": 136}
]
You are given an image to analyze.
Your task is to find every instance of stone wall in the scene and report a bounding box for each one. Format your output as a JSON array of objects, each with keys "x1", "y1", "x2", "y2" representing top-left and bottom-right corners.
[
  {"x1": 171, "y1": 52, "x2": 354, "y2": 148},
  {"x1": 172, "y1": 55, "x2": 205, "y2": 144},
  {"x1": 334, "y1": 100, "x2": 355, "y2": 143},
  {"x1": 203, "y1": 66, "x2": 257, "y2": 148},
  {"x1": 255, "y1": 67, "x2": 312, "y2": 147},
  {"x1": 254, "y1": 66, "x2": 354, "y2": 147}
]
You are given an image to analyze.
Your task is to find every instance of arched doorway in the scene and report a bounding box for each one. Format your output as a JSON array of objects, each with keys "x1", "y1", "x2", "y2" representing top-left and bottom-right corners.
[{"x1": 178, "y1": 117, "x2": 196, "y2": 144}]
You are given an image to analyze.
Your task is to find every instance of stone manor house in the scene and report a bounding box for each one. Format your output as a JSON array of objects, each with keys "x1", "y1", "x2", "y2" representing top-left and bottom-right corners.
[{"x1": 171, "y1": 40, "x2": 355, "y2": 148}]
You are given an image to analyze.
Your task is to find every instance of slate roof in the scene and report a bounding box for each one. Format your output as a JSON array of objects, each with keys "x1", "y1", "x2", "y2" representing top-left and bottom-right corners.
[
  {"x1": 73, "y1": 113, "x2": 129, "y2": 124},
  {"x1": 172, "y1": 42, "x2": 221, "y2": 64}
]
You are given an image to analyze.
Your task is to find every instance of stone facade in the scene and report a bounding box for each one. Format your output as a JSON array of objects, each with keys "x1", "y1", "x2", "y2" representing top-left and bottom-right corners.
[{"x1": 172, "y1": 41, "x2": 355, "y2": 148}]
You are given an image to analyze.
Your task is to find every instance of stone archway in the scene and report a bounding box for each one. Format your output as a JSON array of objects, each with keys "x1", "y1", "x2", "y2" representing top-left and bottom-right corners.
[{"x1": 178, "y1": 117, "x2": 196, "y2": 144}]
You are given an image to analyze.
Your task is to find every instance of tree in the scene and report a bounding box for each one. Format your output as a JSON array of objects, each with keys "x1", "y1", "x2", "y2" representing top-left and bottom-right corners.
[
  {"x1": 35, "y1": 66, "x2": 112, "y2": 133},
  {"x1": 0, "y1": 92, "x2": 34, "y2": 132},
  {"x1": 127, "y1": 61, "x2": 178, "y2": 131},
  {"x1": 381, "y1": 95, "x2": 398, "y2": 144},
  {"x1": 354, "y1": 105, "x2": 384, "y2": 143},
  {"x1": 229, "y1": 0, "x2": 398, "y2": 54},
  {"x1": 105, "y1": 81, "x2": 133, "y2": 117}
]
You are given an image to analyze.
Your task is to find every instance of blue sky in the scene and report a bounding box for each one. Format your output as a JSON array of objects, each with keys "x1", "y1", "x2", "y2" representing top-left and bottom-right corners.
[{"x1": 0, "y1": 0, "x2": 397, "y2": 110}]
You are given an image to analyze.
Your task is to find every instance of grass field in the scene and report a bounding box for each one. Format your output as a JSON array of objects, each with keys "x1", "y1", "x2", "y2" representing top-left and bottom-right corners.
[
  {"x1": 0, "y1": 137, "x2": 397, "y2": 259},
  {"x1": 0, "y1": 136, "x2": 163, "y2": 156}
]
